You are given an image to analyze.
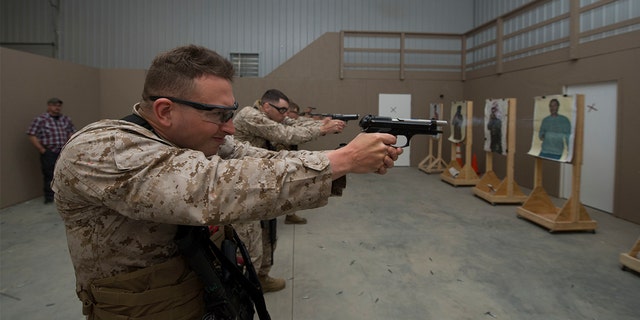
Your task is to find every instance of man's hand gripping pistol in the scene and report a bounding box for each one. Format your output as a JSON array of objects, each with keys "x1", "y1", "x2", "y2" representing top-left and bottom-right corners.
[{"x1": 359, "y1": 114, "x2": 447, "y2": 147}]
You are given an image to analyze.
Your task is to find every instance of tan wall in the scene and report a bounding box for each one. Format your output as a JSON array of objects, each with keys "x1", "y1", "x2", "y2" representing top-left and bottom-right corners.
[
  {"x1": 1, "y1": 32, "x2": 638, "y2": 225},
  {"x1": 99, "y1": 69, "x2": 146, "y2": 119},
  {"x1": 1, "y1": 48, "x2": 101, "y2": 207},
  {"x1": 462, "y1": 40, "x2": 640, "y2": 224}
]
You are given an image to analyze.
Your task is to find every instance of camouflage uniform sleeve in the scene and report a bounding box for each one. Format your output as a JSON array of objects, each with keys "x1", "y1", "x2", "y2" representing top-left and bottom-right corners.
[
  {"x1": 218, "y1": 136, "x2": 328, "y2": 171},
  {"x1": 286, "y1": 116, "x2": 323, "y2": 128},
  {"x1": 274, "y1": 117, "x2": 322, "y2": 150},
  {"x1": 234, "y1": 106, "x2": 322, "y2": 146},
  {"x1": 53, "y1": 120, "x2": 333, "y2": 226}
]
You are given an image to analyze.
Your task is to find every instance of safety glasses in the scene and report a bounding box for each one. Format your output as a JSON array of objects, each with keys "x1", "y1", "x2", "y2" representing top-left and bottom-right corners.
[{"x1": 150, "y1": 96, "x2": 238, "y2": 124}]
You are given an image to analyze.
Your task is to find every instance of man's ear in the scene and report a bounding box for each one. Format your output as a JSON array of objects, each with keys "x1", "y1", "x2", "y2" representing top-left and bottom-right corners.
[
  {"x1": 258, "y1": 101, "x2": 267, "y2": 112},
  {"x1": 152, "y1": 98, "x2": 174, "y2": 127}
]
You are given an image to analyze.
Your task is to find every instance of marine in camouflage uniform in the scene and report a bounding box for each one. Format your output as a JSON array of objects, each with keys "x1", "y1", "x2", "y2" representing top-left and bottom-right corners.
[
  {"x1": 233, "y1": 101, "x2": 329, "y2": 149},
  {"x1": 53, "y1": 104, "x2": 337, "y2": 318},
  {"x1": 233, "y1": 91, "x2": 346, "y2": 292},
  {"x1": 52, "y1": 45, "x2": 399, "y2": 320}
]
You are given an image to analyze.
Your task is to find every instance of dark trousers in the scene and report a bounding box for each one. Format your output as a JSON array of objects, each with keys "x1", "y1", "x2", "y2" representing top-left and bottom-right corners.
[{"x1": 40, "y1": 150, "x2": 59, "y2": 201}]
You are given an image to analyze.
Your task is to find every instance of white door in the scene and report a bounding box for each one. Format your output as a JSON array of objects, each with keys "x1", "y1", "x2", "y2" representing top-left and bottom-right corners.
[
  {"x1": 560, "y1": 82, "x2": 617, "y2": 213},
  {"x1": 378, "y1": 94, "x2": 411, "y2": 166}
]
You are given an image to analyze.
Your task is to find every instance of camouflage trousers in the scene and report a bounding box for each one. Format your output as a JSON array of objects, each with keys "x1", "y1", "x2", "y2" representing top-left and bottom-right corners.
[{"x1": 233, "y1": 220, "x2": 276, "y2": 276}]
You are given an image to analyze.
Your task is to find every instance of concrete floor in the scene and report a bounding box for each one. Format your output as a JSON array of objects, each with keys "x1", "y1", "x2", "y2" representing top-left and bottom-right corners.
[{"x1": 2, "y1": 167, "x2": 639, "y2": 320}]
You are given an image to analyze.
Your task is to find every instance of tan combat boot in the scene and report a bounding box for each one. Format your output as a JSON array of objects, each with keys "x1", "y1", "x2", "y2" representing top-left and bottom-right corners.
[
  {"x1": 258, "y1": 275, "x2": 286, "y2": 293},
  {"x1": 285, "y1": 213, "x2": 307, "y2": 224}
]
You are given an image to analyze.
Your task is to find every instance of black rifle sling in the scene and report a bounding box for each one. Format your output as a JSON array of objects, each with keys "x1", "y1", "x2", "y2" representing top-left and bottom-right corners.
[
  {"x1": 210, "y1": 227, "x2": 271, "y2": 320},
  {"x1": 175, "y1": 226, "x2": 237, "y2": 319},
  {"x1": 177, "y1": 226, "x2": 270, "y2": 320},
  {"x1": 121, "y1": 113, "x2": 154, "y2": 132},
  {"x1": 121, "y1": 114, "x2": 270, "y2": 319}
]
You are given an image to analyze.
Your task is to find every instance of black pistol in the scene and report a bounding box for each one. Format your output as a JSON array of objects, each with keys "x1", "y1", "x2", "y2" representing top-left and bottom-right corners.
[
  {"x1": 310, "y1": 113, "x2": 360, "y2": 122},
  {"x1": 358, "y1": 114, "x2": 447, "y2": 147}
]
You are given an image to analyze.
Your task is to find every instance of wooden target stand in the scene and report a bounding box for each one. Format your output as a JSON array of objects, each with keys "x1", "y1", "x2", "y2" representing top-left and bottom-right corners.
[
  {"x1": 419, "y1": 103, "x2": 447, "y2": 174},
  {"x1": 472, "y1": 98, "x2": 527, "y2": 205},
  {"x1": 620, "y1": 238, "x2": 640, "y2": 273},
  {"x1": 440, "y1": 101, "x2": 479, "y2": 186},
  {"x1": 516, "y1": 94, "x2": 597, "y2": 233}
]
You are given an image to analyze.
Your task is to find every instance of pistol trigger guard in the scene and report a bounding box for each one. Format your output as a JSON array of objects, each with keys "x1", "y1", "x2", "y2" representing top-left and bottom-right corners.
[
  {"x1": 390, "y1": 142, "x2": 410, "y2": 148},
  {"x1": 397, "y1": 134, "x2": 411, "y2": 148}
]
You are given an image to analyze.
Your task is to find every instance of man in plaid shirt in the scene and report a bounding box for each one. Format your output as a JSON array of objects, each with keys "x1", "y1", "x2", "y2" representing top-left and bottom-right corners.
[{"x1": 26, "y1": 97, "x2": 76, "y2": 203}]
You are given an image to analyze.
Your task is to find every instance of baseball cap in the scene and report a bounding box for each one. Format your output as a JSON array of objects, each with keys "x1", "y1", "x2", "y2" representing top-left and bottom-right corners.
[{"x1": 47, "y1": 97, "x2": 63, "y2": 104}]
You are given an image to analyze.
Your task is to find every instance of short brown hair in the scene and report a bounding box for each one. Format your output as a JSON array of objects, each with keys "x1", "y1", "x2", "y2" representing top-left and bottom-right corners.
[
  {"x1": 142, "y1": 45, "x2": 235, "y2": 104},
  {"x1": 260, "y1": 89, "x2": 290, "y2": 105},
  {"x1": 288, "y1": 101, "x2": 300, "y2": 113}
]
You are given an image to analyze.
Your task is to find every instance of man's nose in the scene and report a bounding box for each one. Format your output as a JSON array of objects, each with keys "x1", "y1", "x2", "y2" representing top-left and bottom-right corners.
[{"x1": 221, "y1": 120, "x2": 235, "y2": 135}]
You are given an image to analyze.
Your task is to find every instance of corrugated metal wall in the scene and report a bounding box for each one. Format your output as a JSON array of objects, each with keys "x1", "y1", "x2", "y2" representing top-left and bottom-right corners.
[
  {"x1": 1, "y1": 0, "x2": 476, "y2": 75},
  {"x1": 465, "y1": 0, "x2": 640, "y2": 69},
  {"x1": 580, "y1": 0, "x2": 640, "y2": 42},
  {"x1": 502, "y1": 0, "x2": 571, "y2": 60},
  {"x1": 0, "y1": 0, "x2": 59, "y2": 57},
  {"x1": 4, "y1": 0, "x2": 635, "y2": 75},
  {"x1": 472, "y1": 0, "x2": 535, "y2": 26}
]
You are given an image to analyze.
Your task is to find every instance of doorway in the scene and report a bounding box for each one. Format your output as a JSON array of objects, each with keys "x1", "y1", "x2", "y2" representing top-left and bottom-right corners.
[
  {"x1": 560, "y1": 82, "x2": 617, "y2": 213},
  {"x1": 378, "y1": 94, "x2": 411, "y2": 166}
]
